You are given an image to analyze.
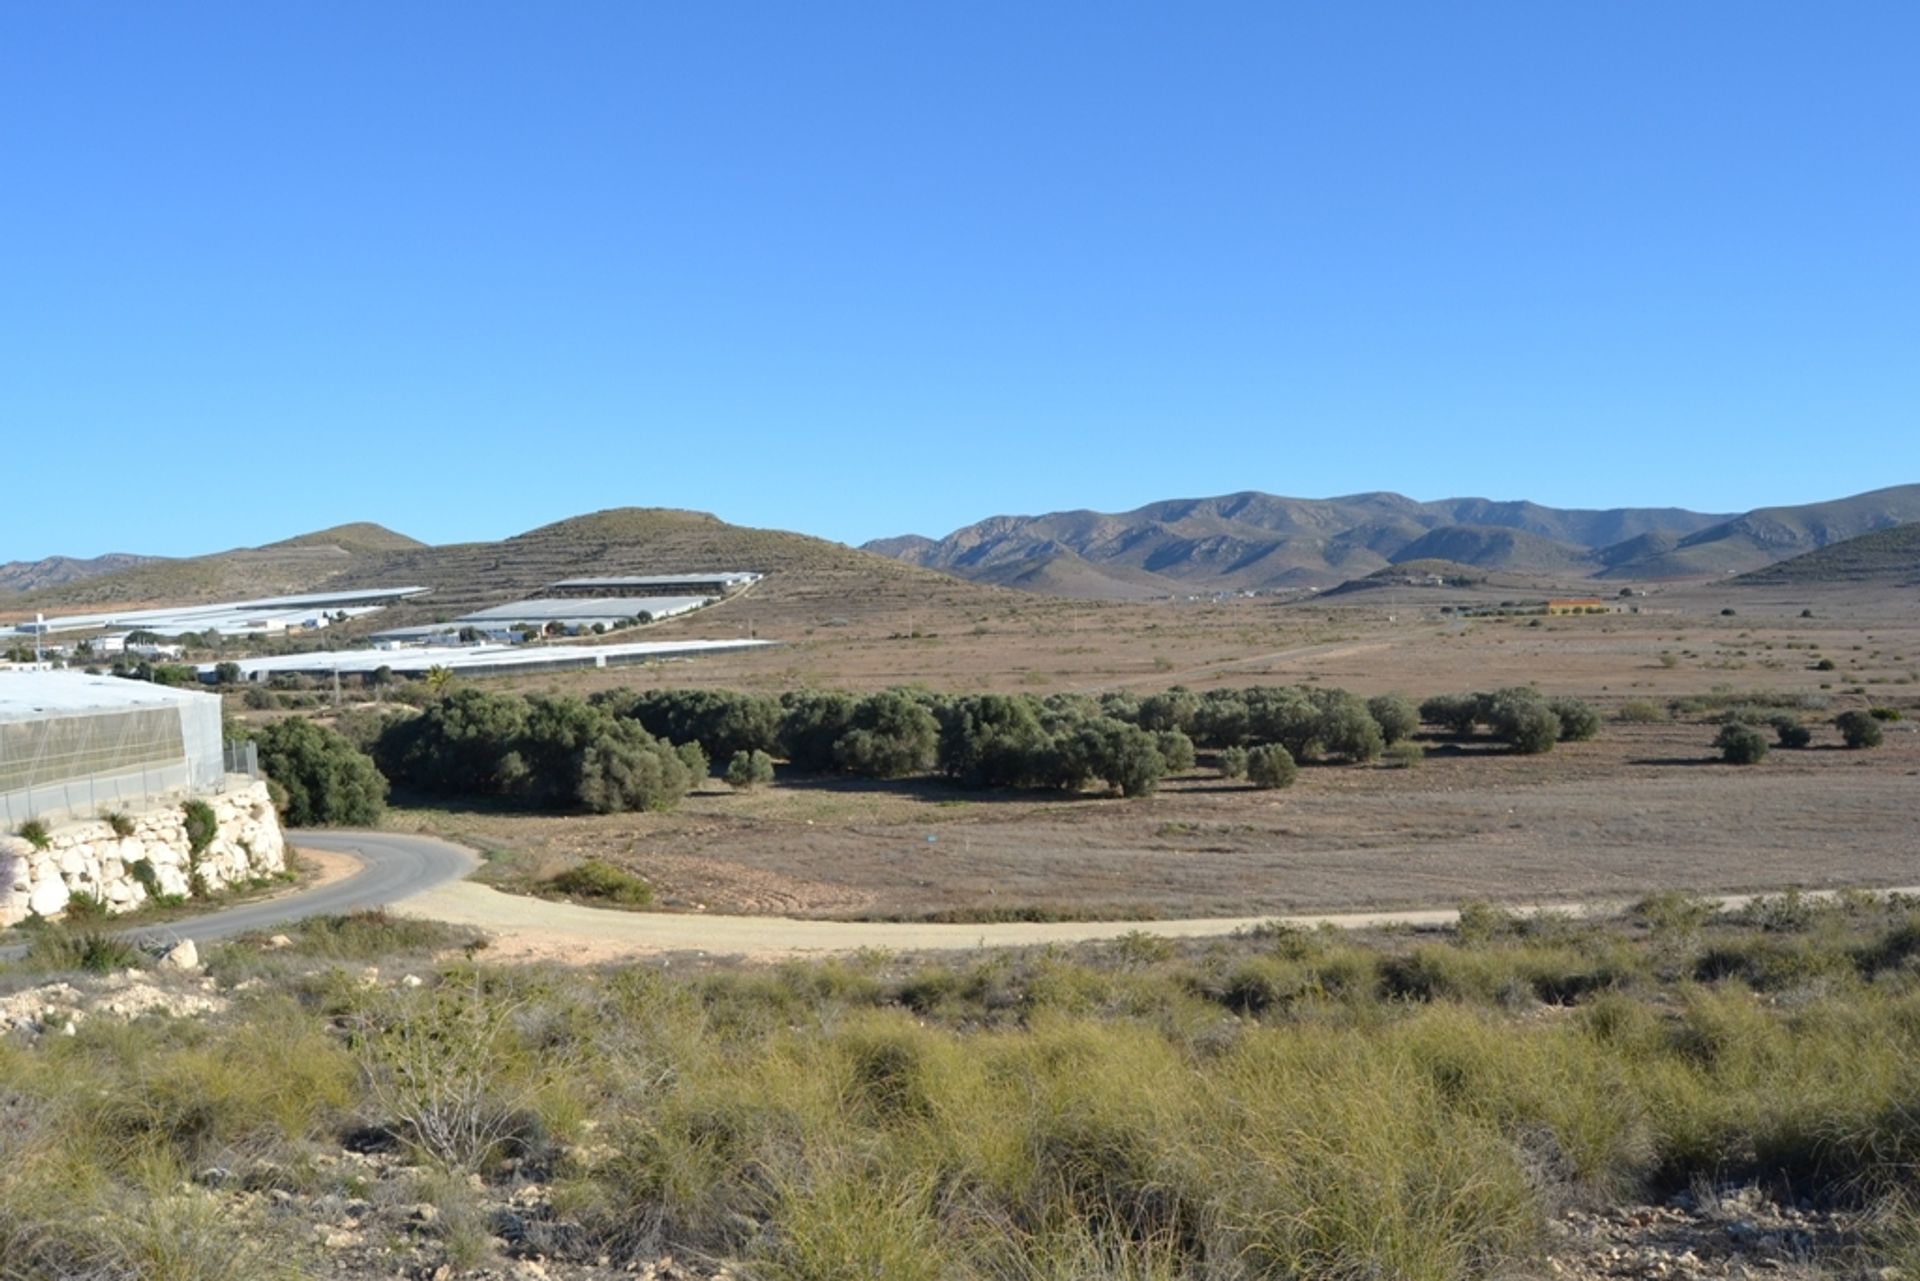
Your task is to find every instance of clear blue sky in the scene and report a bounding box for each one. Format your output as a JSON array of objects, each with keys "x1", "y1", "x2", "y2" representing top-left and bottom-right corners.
[{"x1": 4, "y1": 2, "x2": 1916, "y2": 559}]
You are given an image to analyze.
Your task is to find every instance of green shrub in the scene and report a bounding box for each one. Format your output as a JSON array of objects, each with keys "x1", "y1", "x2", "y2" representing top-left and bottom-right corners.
[
  {"x1": 1836, "y1": 710, "x2": 1884, "y2": 749},
  {"x1": 1217, "y1": 745, "x2": 1249, "y2": 779},
  {"x1": 23, "y1": 925, "x2": 141, "y2": 973},
  {"x1": 547, "y1": 858, "x2": 653, "y2": 907},
  {"x1": 182, "y1": 800, "x2": 217, "y2": 855},
  {"x1": 1366, "y1": 693, "x2": 1420, "y2": 745},
  {"x1": 1549, "y1": 696, "x2": 1601, "y2": 742},
  {"x1": 1154, "y1": 729, "x2": 1196, "y2": 774},
  {"x1": 1615, "y1": 700, "x2": 1665, "y2": 724},
  {"x1": 1245, "y1": 743, "x2": 1298, "y2": 789},
  {"x1": 1771, "y1": 716, "x2": 1812, "y2": 749},
  {"x1": 1485, "y1": 689, "x2": 1560, "y2": 754},
  {"x1": 1419, "y1": 693, "x2": 1482, "y2": 737},
  {"x1": 129, "y1": 858, "x2": 161, "y2": 898},
  {"x1": 105, "y1": 810, "x2": 135, "y2": 838},
  {"x1": 725, "y1": 749, "x2": 777, "y2": 789},
  {"x1": 16, "y1": 818, "x2": 50, "y2": 850},
  {"x1": 1382, "y1": 741, "x2": 1424, "y2": 769},
  {"x1": 1870, "y1": 706, "x2": 1903, "y2": 722},
  {"x1": 251, "y1": 716, "x2": 389, "y2": 826},
  {"x1": 62, "y1": 890, "x2": 111, "y2": 924},
  {"x1": 1714, "y1": 723, "x2": 1768, "y2": 764},
  {"x1": 270, "y1": 910, "x2": 480, "y2": 959}
]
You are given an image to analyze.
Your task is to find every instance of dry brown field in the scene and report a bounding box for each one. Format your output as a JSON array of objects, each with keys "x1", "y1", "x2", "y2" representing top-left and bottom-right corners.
[{"x1": 377, "y1": 578, "x2": 1920, "y2": 920}]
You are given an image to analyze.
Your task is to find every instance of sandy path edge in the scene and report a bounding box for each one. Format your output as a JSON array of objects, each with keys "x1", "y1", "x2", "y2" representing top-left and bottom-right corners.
[{"x1": 390, "y1": 874, "x2": 1920, "y2": 965}]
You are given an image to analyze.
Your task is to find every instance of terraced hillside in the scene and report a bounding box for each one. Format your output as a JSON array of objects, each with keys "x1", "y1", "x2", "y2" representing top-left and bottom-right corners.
[
  {"x1": 0, "y1": 524, "x2": 426, "y2": 615},
  {"x1": 325, "y1": 508, "x2": 1015, "y2": 633},
  {"x1": 1733, "y1": 521, "x2": 1920, "y2": 588}
]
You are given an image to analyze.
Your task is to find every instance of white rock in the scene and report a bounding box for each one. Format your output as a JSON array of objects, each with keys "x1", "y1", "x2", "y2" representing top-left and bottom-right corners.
[
  {"x1": 27, "y1": 878, "x2": 69, "y2": 918},
  {"x1": 160, "y1": 939, "x2": 200, "y2": 971}
]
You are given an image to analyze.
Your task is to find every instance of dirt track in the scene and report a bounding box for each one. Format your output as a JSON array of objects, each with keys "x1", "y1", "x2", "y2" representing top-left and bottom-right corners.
[{"x1": 383, "y1": 858, "x2": 1920, "y2": 964}]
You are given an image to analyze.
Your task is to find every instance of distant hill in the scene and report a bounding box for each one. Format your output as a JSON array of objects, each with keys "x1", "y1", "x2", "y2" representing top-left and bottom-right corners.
[
  {"x1": 265, "y1": 523, "x2": 428, "y2": 555},
  {"x1": 2, "y1": 509, "x2": 1013, "y2": 635},
  {"x1": 1732, "y1": 521, "x2": 1920, "y2": 589},
  {"x1": 1387, "y1": 526, "x2": 1595, "y2": 575},
  {"x1": 1, "y1": 523, "x2": 425, "y2": 612},
  {"x1": 868, "y1": 485, "x2": 1920, "y2": 597},
  {"x1": 1596, "y1": 484, "x2": 1920, "y2": 580},
  {"x1": 321, "y1": 507, "x2": 1013, "y2": 631},
  {"x1": 0, "y1": 553, "x2": 164, "y2": 595}
]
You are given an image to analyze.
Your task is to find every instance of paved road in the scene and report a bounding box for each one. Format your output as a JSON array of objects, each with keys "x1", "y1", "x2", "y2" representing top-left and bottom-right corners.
[{"x1": 0, "y1": 831, "x2": 477, "y2": 960}]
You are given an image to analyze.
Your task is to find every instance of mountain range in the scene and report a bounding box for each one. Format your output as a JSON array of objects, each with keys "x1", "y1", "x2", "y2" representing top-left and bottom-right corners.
[
  {"x1": 864, "y1": 485, "x2": 1920, "y2": 596},
  {"x1": 4, "y1": 484, "x2": 1916, "y2": 620}
]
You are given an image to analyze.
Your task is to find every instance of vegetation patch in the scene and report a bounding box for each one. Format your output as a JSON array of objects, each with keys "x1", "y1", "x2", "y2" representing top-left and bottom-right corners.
[{"x1": 544, "y1": 858, "x2": 654, "y2": 908}]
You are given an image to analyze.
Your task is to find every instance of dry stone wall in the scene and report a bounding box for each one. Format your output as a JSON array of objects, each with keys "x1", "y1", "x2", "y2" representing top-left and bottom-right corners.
[{"x1": 0, "y1": 781, "x2": 285, "y2": 927}]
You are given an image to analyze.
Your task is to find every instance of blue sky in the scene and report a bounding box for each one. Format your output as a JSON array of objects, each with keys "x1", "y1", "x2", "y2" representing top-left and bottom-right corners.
[{"x1": 4, "y1": 3, "x2": 1916, "y2": 559}]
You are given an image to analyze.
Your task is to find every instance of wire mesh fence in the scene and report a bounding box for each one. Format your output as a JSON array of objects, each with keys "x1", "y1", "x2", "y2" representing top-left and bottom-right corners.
[{"x1": 0, "y1": 706, "x2": 246, "y2": 828}]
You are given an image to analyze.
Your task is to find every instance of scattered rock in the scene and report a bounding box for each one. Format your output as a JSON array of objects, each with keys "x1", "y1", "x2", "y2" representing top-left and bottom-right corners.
[{"x1": 159, "y1": 938, "x2": 200, "y2": 971}]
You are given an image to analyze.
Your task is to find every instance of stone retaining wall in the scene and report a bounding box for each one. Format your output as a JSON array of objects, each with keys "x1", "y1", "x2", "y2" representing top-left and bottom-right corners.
[{"x1": 0, "y1": 780, "x2": 286, "y2": 926}]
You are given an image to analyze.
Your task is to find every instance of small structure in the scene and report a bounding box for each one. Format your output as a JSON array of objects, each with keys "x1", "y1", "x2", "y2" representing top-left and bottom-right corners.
[{"x1": 1545, "y1": 598, "x2": 1609, "y2": 615}]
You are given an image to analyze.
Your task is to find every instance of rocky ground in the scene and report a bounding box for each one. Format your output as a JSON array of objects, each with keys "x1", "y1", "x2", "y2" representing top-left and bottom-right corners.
[
  {"x1": 1546, "y1": 1186, "x2": 1869, "y2": 1280},
  {"x1": 0, "y1": 939, "x2": 218, "y2": 1037}
]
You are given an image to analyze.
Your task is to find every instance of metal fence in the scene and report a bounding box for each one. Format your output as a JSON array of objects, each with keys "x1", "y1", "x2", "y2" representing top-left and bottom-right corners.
[{"x1": 0, "y1": 703, "x2": 241, "y2": 828}]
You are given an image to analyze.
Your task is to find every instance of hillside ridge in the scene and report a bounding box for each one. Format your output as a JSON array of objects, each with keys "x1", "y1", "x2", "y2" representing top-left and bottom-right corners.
[{"x1": 868, "y1": 485, "x2": 1920, "y2": 595}]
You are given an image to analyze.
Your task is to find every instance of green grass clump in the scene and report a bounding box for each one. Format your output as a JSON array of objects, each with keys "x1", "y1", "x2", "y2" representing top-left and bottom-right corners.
[
  {"x1": 545, "y1": 859, "x2": 653, "y2": 907},
  {"x1": 267, "y1": 910, "x2": 480, "y2": 960}
]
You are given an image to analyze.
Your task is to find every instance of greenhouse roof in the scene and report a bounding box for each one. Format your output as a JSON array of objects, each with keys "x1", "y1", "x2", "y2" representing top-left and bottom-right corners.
[{"x1": 0, "y1": 670, "x2": 214, "y2": 722}]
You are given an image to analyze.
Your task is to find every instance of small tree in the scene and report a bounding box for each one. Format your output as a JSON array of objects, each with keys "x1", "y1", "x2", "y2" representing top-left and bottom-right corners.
[
  {"x1": 1366, "y1": 694, "x2": 1419, "y2": 746},
  {"x1": 725, "y1": 749, "x2": 776, "y2": 789},
  {"x1": 1217, "y1": 745, "x2": 1249, "y2": 779},
  {"x1": 252, "y1": 716, "x2": 390, "y2": 826},
  {"x1": 1715, "y1": 724, "x2": 1768, "y2": 765},
  {"x1": 1419, "y1": 694, "x2": 1481, "y2": 738},
  {"x1": 1548, "y1": 697, "x2": 1601, "y2": 742},
  {"x1": 1770, "y1": 716, "x2": 1812, "y2": 750},
  {"x1": 1484, "y1": 690, "x2": 1560, "y2": 755},
  {"x1": 1835, "y1": 710, "x2": 1884, "y2": 749},
  {"x1": 1245, "y1": 743, "x2": 1298, "y2": 790},
  {"x1": 1154, "y1": 729, "x2": 1196, "y2": 774}
]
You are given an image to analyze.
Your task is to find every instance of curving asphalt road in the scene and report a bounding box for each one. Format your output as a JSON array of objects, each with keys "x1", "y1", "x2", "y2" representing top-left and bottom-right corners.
[{"x1": 0, "y1": 830, "x2": 477, "y2": 960}]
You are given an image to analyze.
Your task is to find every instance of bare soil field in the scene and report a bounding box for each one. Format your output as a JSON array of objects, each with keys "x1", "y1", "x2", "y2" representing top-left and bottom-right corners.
[{"x1": 364, "y1": 580, "x2": 1920, "y2": 921}]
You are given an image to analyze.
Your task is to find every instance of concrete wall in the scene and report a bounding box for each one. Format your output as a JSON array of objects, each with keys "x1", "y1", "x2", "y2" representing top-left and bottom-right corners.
[{"x1": 0, "y1": 780, "x2": 286, "y2": 927}]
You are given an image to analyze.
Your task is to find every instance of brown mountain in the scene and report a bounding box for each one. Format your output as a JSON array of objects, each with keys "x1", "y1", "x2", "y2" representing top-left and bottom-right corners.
[
  {"x1": 0, "y1": 524, "x2": 427, "y2": 612},
  {"x1": 1593, "y1": 484, "x2": 1920, "y2": 580},
  {"x1": 866, "y1": 491, "x2": 1729, "y2": 594},
  {"x1": 0, "y1": 553, "x2": 165, "y2": 595},
  {"x1": 867, "y1": 486, "x2": 1920, "y2": 596}
]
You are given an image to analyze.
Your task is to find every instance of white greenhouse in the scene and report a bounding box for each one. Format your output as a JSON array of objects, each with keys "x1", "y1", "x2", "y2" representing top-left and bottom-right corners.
[{"x1": 0, "y1": 671, "x2": 227, "y2": 826}]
